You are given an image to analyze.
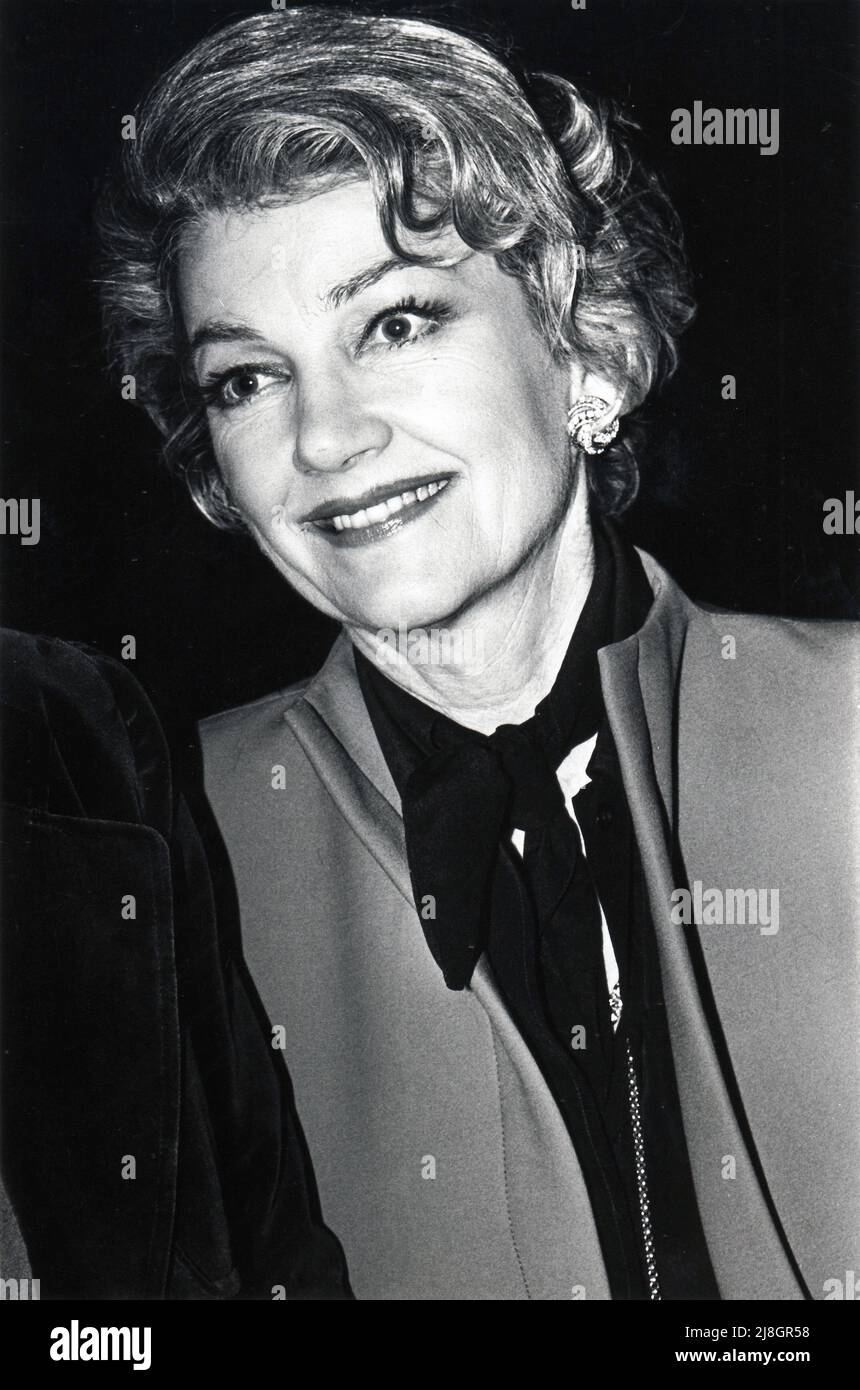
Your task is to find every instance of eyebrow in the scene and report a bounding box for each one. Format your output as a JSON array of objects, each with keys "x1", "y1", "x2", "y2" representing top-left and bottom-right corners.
[
  {"x1": 323, "y1": 254, "x2": 418, "y2": 310},
  {"x1": 186, "y1": 252, "x2": 461, "y2": 364},
  {"x1": 186, "y1": 320, "x2": 268, "y2": 363}
]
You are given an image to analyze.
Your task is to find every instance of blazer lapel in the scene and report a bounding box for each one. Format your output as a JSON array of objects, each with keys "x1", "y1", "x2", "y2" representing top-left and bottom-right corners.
[
  {"x1": 599, "y1": 552, "x2": 804, "y2": 1299},
  {"x1": 291, "y1": 635, "x2": 610, "y2": 1298},
  {"x1": 294, "y1": 634, "x2": 412, "y2": 903}
]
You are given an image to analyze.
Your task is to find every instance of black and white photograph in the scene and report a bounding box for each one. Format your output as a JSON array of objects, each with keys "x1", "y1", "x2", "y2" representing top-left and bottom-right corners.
[{"x1": 1, "y1": 0, "x2": 858, "y2": 1351}]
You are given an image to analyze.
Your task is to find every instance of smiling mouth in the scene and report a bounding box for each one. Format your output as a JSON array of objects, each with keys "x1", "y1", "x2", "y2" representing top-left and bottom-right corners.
[
  {"x1": 303, "y1": 473, "x2": 454, "y2": 540},
  {"x1": 322, "y1": 479, "x2": 450, "y2": 532}
]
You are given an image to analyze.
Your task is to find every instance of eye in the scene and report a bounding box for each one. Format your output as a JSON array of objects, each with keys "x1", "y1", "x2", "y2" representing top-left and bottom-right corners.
[
  {"x1": 201, "y1": 365, "x2": 289, "y2": 411},
  {"x1": 373, "y1": 310, "x2": 427, "y2": 347},
  {"x1": 360, "y1": 297, "x2": 451, "y2": 353},
  {"x1": 221, "y1": 370, "x2": 268, "y2": 406}
]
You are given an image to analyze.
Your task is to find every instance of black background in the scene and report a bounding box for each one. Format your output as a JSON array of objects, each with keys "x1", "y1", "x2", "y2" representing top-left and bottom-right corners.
[{"x1": 1, "y1": 0, "x2": 858, "y2": 730}]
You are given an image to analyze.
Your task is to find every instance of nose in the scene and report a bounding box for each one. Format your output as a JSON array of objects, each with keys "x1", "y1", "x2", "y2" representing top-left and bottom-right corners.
[{"x1": 292, "y1": 365, "x2": 392, "y2": 475}]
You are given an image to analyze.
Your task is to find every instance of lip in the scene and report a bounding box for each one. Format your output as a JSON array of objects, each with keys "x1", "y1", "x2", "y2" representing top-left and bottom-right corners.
[
  {"x1": 305, "y1": 474, "x2": 456, "y2": 549},
  {"x1": 300, "y1": 472, "x2": 456, "y2": 524}
]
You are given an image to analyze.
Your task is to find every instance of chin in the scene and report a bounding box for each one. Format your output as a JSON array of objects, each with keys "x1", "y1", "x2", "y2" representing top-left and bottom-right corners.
[{"x1": 337, "y1": 578, "x2": 472, "y2": 635}]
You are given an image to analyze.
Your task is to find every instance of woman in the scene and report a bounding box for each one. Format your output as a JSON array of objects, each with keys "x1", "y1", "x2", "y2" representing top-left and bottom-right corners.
[{"x1": 98, "y1": 7, "x2": 858, "y2": 1300}]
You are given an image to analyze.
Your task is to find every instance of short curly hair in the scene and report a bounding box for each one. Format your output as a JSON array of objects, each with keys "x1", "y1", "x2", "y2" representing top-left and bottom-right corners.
[{"x1": 97, "y1": 5, "x2": 694, "y2": 527}]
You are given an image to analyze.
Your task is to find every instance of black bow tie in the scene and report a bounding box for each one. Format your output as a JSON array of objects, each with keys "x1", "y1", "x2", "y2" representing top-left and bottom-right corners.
[
  {"x1": 401, "y1": 715, "x2": 591, "y2": 981},
  {"x1": 398, "y1": 697, "x2": 620, "y2": 1118}
]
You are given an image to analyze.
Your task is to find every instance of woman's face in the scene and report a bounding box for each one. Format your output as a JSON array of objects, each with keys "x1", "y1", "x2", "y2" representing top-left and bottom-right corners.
[{"x1": 179, "y1": 181, "x2": 575, "y2": 633}]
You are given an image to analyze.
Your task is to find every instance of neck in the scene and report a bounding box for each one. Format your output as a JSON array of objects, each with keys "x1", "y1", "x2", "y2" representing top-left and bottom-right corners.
[{"x1": 348, "y1": 473, "x2": 595, "y2": 735}]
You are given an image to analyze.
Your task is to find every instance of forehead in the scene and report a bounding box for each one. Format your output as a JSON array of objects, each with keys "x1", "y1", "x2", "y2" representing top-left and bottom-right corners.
[{"x1": 177, "y1": 181, "x2": 470, "y2": 327}]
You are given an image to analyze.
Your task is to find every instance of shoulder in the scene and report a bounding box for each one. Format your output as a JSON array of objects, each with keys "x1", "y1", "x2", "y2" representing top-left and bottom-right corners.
[
  {"x1": 197, "y1": 662, "x2": 329, "y2": 793},
  {"x1": 667, "y1": 591, "x2": 858, "y2": 804},
  {"x1": 0, "y1": 626, "x2": 158, "y2": 715},
  {"x1": 680, "y1": 598, "x2": 858, "y2": 712},
  {"x1": 0, "y1": 627, "x2": 172, "y2": 829},
  {"x1": 199, "y1": 681, "x2": 306, "y2": 775},
  {"x1": 200, "y1": 679, "x2": 309, "y2": 735},
  {"x1": 630, "y1": 554, "x2": 859, "y2": 803},
  {"x1": 198, "y1": 634, "x2": 354, "y2": 770},
  {"x1": 637, "y1": 549, "x2": 859, "y2": 697}
]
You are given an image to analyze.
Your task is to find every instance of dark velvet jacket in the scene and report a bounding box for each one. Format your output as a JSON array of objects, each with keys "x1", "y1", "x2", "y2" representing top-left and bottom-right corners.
[{"x1": 0, "y1": 628, "x2": 352, "y2": 1300}]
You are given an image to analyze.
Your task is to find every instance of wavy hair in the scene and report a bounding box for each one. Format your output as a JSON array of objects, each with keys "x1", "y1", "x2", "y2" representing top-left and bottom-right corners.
[{"x1": 97, "y1": 5, "x2": 694, "y2": 526}]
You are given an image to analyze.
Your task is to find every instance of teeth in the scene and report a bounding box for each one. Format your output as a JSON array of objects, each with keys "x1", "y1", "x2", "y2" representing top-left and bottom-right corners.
[{"x1": 324, "y1": 478, "x2": 449, "y2": 532}]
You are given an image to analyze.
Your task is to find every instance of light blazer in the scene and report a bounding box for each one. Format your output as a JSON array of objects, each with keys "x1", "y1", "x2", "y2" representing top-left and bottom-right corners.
[{"x1": 200, "y1": 550, "x2": 860, "y2": 1301}]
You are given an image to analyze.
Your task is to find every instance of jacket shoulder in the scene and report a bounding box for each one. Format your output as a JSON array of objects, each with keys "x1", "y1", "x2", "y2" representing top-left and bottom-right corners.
[
  {"x1": 682, "y1": 600, "x2": 859, "y2": 686},
  {"x1": 0, "y1": 627, "x2": 172, "y2": 831},
  {"x1": 674, "y1": 602, "x2": 860, "y2": 788},
  {"x1": 198, "y1": 677, "x2": 313, "y2": 780},
  {"x1": 201, "y1": 678, "x2": 310, "y2": 731}
]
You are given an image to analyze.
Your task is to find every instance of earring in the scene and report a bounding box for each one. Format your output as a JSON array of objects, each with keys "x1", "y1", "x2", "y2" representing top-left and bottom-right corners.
[{"x1": 567, "y1": 396, "x2": 619, "y2": 455}]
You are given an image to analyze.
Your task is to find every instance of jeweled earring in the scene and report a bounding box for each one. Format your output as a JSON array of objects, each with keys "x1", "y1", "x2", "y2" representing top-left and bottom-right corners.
[{"x1": 567, "y1": 396, "x2": 620, "y2": 455}]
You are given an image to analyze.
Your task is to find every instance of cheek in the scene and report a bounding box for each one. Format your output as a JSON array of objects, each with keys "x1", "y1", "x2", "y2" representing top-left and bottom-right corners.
[
  {"x1": 424, "y1": 320, "x2": 565, "y2": 443},
  {"x1": 449, "y1": 357, "x2": 569, "y2": 511},
  {"x1": 397, "y1": 360, "x2": 557, "y2": 502},
  {"x1": 208, "y1": 404, "x2": 290, "y2": 513}
]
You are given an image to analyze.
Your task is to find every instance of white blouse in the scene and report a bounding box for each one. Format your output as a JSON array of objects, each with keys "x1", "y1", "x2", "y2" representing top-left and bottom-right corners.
[{"x1": 509, "y1": 731, "x2": 622, "y2": 1032}]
